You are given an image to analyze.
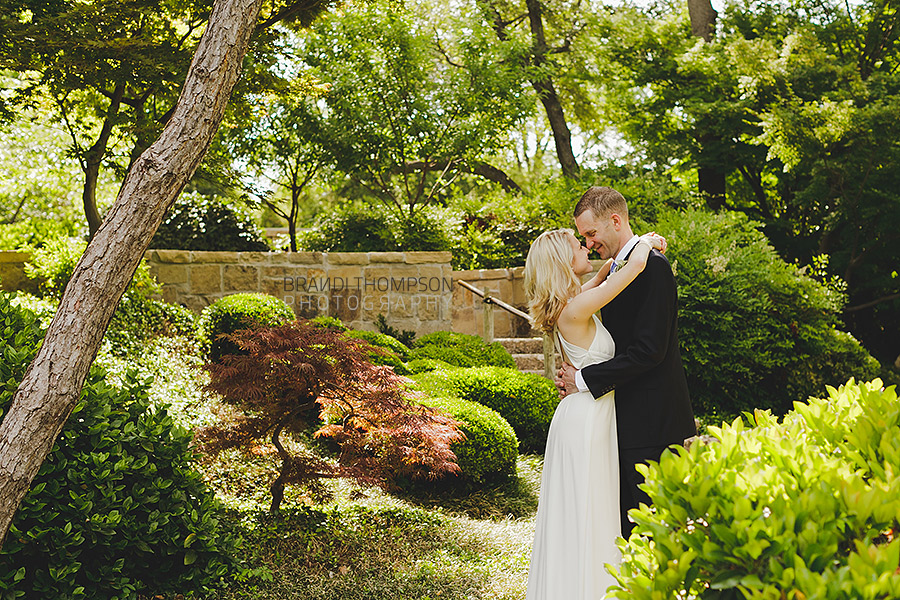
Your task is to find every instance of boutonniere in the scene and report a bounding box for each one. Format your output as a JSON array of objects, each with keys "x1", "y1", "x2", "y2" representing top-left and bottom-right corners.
[{"x1": 611, "y1": 259, "x2": 627, "y2": 274}]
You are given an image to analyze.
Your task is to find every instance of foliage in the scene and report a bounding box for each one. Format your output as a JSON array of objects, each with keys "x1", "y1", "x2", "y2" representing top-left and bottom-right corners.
[
  {"x1": 295, "y1": 0, "x2": 531, "y2": 217},
  {"x1": 413, "y1": 383, "x2": 519, "y2": 484},
  {"x1": 659, "y1": 208, "x2": 881, "y2": 419},
  {"x1": 0, "y1": 293, "x2": 237, "y2": 599},
  {"x1": 374, "y1": 313, "x2": 415, "y2": 348},
  {"x1": 23, "y1": 235, "x2": 88, "y2": 299},
  {"x1": 344, "y1": 329, "x2": 411, "y2": 375},
  {"x1": 199, "y1": 320, "x2": 464, "y2": 511},
  {"x1": 405, "y1": 357, "x2": 457, "y2": 374},
  {"x1": 310, "y1": 315, "x2": 350, "y2": 332},
  {"x1": 150, "y1": 191, "x2": 270, "y2": 252},
  {"x1": 298, "y1": 203, "x2": 456, "y2": 253},
  {"x1": 415, "y1": 366, "x2": 558, "y2": 453},
  {"x1": 197, "y1": 293, "x2": 296, "y2": 362},
  {"x1": 590, "y1": 0, "x2": 900, "y2": 363},
  {"x1": 23, "y1": 233, "x2": 196, "y2": 355},
  {"x1": 409, "y1": 331, "x2": 516, "y2": 369},
  {"x1": 609, "y1": 379, "x2": 900, "y2": 599}
]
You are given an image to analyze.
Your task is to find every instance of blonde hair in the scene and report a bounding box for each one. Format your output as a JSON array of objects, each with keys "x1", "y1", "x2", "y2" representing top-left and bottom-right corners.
[{"x1": 524, "y1": 229, "x2": 582, "y2": 333}]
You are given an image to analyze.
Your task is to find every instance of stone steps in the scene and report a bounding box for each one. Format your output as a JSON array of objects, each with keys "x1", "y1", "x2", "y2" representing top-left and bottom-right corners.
[{"x1": 495, "y1": 337, "x2": 558, "y2": 378}]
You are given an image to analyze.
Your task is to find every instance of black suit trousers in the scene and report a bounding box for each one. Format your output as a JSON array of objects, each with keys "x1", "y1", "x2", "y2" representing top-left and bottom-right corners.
[{"x1": 619, "y1": 444, "x2": 670, "y2": 539}]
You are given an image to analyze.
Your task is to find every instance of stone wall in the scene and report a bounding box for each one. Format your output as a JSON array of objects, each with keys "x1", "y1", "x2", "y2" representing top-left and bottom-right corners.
[
  {"x1": 451, "y1": 267, "x2": 533, "y2": 339},
  {"x1": 0, "y1": 251, "x2": 37, "y2": 295},
  {"x1": 145, "y1": 250, "x2": 455, "y2": 334}
]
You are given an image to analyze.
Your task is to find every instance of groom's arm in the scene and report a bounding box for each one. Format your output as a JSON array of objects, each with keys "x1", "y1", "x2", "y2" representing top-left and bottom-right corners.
[{"x1": 580, "y1": 253, "x2": 677, "y2": 398}]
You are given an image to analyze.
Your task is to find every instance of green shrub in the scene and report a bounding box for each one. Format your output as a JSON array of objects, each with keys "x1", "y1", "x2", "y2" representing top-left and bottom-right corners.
[
  {"x1": 417, "y1": 366, "x2": 558, "y2": 453},
  {"x1": 344, "y1": 329, "x2": 411, "y2": 375},
  {"x1": 22, "y1": 234, "x2": 199, "y2": 356},
  {"x1": 310, "y1": 315, "x2": 350, "y2": 332},
  {"x1": 406, "y1": 357, "x2": 456, "y2": 374},
  {"x1": 298, "y1": 204, "x2": 455, "y2": 253},
  {"x1": 150, "y1": 191, "x2": 270, "y2": 251},
  {"x1": 657, "y1": 208, "x2": 881, "y2": 418},
  {"x1": 610, "y1": 379, "x2": 900, "y2": 599},
  {"x1": 0, "y1": 293, "x2": 237, "y2": 599},
  {"x1": 409, "y1": 331, "x2": 516, "y2": 369},
  {"x1": 198, "y1": 293, "x2": 296, "y2": 361},
  {"x1": 375, "y1": 313, "x2": 415, "y2": 347},
  {"x1": 416, "y1": 393, "x2": 518, "y2": 483}
]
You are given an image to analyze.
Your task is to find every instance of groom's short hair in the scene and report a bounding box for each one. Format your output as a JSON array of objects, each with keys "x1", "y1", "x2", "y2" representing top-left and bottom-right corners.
[{"x1": 574, "y1": 186, "x2": 628, "y2": 220}]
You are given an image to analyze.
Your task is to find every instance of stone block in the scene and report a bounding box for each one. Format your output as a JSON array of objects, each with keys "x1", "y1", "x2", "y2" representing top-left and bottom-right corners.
[
  {"x1": 190, "y1": 265, "x2": 222, "y2": 293},
  {"x1": 223, "y1": 265, "x2": 259, "y2": 291},
  {"x1": 238, "y1": 252, "x2": 268, "y2": 263},
  {"x1": 283, "y1": 251, "x2": 323, "y2": 264},
  {"x1": 327, "y1": 252, "x2": 369, "y2": 265},
  {"x1": 368, "y1": 252, "x2": 405, "y2": 263},
  {"x1": 194, "y1": 251, "x2": 239, "y2": 264},
  {"x1": 182, "y1": 294, "x2": 217, "y2": 314},
  {"x1": 405, "y1": 251, "x2": 452, "y2": 265},
  {"x1": 330, "y1": 289, "x2": 361, "y2": 322},
  {"x1": 157, "y1": 264, "x2": 189, "y2": 285},
  {"x1": 153, "y1": 249, "x2": 192, "y2": 263},
  {"x1": 387, "y1": 293, "x2": 414, "y2": 318}
]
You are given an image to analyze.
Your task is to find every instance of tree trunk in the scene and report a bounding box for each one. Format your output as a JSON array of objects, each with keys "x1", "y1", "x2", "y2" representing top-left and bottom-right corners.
[
  {"x1": 83, "y1": 82, "x2": 126, "y2": 238},
  {"x1": 687, "y1": 0, "x2": 724, "y2": 206},
  {"x1": 687, "y1": 0, "x2": 717, "y2": 41},
  {"x1": 0, "y1": 0, "x2": 264, "y2": 545},
  {"x1": 525, "y1": 0, "x2": 579, "y2": 179}
]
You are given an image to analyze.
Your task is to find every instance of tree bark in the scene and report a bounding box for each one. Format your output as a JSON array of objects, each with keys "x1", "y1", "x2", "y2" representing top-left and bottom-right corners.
[
  {"x1": 525, "y1": 0, "x2": 579, "y2": 179},
  {"x1": 0, "y1": 0, "x2": 264, "y2": 545},
  {"x1": 687, "y1": 0, "x2": 725, "y2": 208},
  {"x1": 83, "y1": 82, "x2": 126, "y2": 238},
  {"x1": 687, "y1": 0, "x2": 717, "y2": 42}
]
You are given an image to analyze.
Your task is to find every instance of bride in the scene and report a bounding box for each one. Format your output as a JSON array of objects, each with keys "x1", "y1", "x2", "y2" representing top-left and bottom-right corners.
[{"x1": 523, "y1": 228, "x2": 664, "y2": 600}]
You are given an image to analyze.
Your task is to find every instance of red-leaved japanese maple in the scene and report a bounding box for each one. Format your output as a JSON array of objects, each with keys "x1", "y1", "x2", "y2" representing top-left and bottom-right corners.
[{"x1": 197, "y1": 320, "x2": 463, "y2": 510}]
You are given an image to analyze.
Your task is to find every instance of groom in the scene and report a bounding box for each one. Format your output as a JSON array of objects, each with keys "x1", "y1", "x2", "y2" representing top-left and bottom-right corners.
[{"x1": 556, "y1": 185, "x2": 696, "y2": 539}]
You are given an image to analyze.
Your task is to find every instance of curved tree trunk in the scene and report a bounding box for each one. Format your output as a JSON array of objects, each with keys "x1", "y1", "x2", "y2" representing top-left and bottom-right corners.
[
  {"x1": 0, "y1": 0, "x2": 264, "y2": 545},
  {"x1": 83, "y1": 82, "x2": 126, "y2": 238},
  {"x1": 525, "y1": 0, "x2": 579, "y2": 179}
]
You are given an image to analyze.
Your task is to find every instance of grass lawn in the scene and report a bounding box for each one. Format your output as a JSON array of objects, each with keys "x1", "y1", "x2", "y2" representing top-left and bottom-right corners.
[{"x1": 101, "y1": 337, "x2": 541, "y2": 600}]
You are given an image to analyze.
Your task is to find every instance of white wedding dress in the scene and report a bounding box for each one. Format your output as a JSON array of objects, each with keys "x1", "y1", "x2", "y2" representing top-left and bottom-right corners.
[{"x1": 526, "y1": 314, "x2": 621, "y2": 600}]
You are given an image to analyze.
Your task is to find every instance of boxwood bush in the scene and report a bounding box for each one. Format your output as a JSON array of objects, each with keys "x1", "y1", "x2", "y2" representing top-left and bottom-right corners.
[
  {"x1": 344, "y1": 329, "x2": 411, "y2": 375},
  {"x1": 0, "y1": 293, "x2": 237, "y2": 599},
  {"x1": 610, "y1": 378, "x2": 900, "y2": 599},
  {"x1": 413, "y1": 391, "x2": 518, "y2": 484},
  {"x1": 415, "y1": 366, "x2": 558, "y2": 453},
  {"x1": 408, "y1": 331, "x2": 516, "y2": 369},
  {"x1": 657, "y1": 208, "x2": 881, "y2": 419},
  {"x1": 198, "y1": 292, "x2": 295, "y2": 361}
]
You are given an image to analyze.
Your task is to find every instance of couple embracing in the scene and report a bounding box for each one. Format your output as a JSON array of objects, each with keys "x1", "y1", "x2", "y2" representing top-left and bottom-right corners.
[{"x1": 523, "y1": 186, "x2": 697, "y2": 599}]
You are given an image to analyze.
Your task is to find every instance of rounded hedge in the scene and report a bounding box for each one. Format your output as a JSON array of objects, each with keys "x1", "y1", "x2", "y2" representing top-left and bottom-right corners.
[
  {"x1": 420, "y1": 366, "x2": 559, "y2": 453},
  {"x1": 409, "y1": 331, "x2": 516, "y2": 369},
  {"x1": 198, "y1": 293, "x2": 295, "y2": 361},
  {"x1": 0, "y1": 293, "x2": 236, "y2": 598},
  {"x1": 418, "y1": 394, "x2": 518, "y2": 483},
  {"x1": 344, "y1": 329, "x2": 411, "y2": 375}
]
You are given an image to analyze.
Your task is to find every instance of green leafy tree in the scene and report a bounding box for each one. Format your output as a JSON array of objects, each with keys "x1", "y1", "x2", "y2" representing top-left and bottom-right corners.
[{"x1": 296, "y1": 1, "x2": 531, "y2": 218}]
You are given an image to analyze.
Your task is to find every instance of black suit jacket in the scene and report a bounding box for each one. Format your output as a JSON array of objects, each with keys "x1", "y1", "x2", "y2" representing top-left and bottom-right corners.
[{"x1": 581, "y1": 249, "x2": 696, "y2": 450}]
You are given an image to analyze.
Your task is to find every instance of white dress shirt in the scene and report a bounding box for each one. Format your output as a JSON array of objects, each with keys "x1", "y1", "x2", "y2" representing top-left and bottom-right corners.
[{"x1": 573, "y1": 235, "x2": 640, "y2": 393}]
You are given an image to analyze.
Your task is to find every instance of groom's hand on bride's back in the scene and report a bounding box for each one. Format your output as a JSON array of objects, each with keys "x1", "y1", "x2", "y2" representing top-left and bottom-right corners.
[{"x1": 555, "y1": 363, "x2": 578, "y2": 398}]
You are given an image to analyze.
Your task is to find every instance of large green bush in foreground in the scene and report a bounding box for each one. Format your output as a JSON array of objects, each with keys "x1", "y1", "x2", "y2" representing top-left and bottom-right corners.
[
  {"x1": 659, "y1": 209, "x2": 880, "y2": 419},
  {"x1": 610, "y1": 379, "x2": 900, "y2": 599},
  {"x1": 0, "y1": 293, "x2": 236, "y2": 599}
]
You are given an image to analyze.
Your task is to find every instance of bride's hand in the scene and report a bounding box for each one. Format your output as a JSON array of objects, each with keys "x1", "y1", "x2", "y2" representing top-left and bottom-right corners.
[{"x1": 641, "y1": 232, "x2": 667, "y2": 253}]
